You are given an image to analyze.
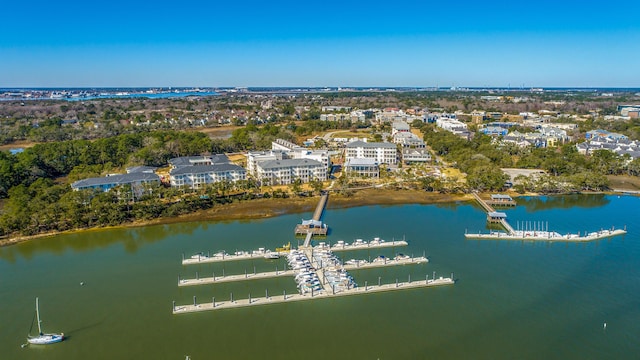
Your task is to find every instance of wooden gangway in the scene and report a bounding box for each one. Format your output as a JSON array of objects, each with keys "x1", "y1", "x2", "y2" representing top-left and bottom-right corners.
[
  {"x1": 312, "y1": 192, "x2": 329, "y2": 221},
  {"x1": 300, "y1": 192, "x2": 330, "y2": 245},
  {"x1": 472, "y1": 192, "x2": 515, "y2": 235}
]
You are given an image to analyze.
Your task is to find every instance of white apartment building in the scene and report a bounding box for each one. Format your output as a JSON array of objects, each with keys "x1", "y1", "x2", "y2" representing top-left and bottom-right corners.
[
  {"x1": 170, "y1": 164, "x2": 246, "y2": 189},
  {"x1": 256, "y1": 159, "x2": 327, "y2": 185},
  {"x1": 344, "y1": 158, "x2": 379, "y2": 178},
  {"x1": 345, "y1": 141, "x2": 398, "y2": 165},
  {"x1": 246, "y1": 150, "x2": 287, "y2": 177}
]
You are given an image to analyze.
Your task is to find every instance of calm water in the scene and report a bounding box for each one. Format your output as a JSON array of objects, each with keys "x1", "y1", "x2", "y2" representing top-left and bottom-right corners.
[{"x1": 1, "y1": 195, "x2": 638, "y2": 359}]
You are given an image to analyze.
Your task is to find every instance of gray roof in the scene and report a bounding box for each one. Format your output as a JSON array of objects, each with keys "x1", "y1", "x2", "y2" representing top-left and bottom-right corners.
[
  {"x1": 346, "y1": 141, "x2": 397, "y2": 149},
  {"x1": 71, "y1": 173, "x2": 160, "y2": 189},
  {"x1": 258, "y1": 158, "x2": 323, "y2": 170},
  {"x1": 170, "y1": 163, "x2": 246, "y2": 176},
  {"x1": 169, "y1": 154, "x2": 230, "y2": 167},
  {"x1": 488, "y1": 211, "x2": 507, "y2": 218},
  {"x1": 345, "y1": 158, "x2": 378, "y2": 166},
  {"x1": 126, "y1": 165, "x2": 157, "y2": 173}
]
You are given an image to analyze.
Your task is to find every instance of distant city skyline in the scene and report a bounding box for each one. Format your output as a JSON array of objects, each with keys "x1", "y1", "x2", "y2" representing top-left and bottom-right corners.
[{"x1": 3, "y1": 1, "x2": 639, "y2": 88}]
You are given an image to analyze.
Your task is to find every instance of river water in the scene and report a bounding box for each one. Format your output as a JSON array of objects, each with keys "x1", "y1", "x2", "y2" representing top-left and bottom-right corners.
[{"x1": 1, "y1": 194, "x2": 638, "y2": 359}]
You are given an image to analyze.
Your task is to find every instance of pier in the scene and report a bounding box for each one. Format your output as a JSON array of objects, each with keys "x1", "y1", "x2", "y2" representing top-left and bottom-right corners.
[
  {"x1": 172, "y1": 276, "x2": 454, "y2": 314},
  {"x1": 472, "y1": 192, "x2": 515, "y2": 235},
  {"x1": 182, "y1": 250, "x2": 281, "y2": 265},
  {"x1": 317, "y1": 238, "x2": 409, "y2": 252},
  {"x1": 179, "y1": 269, "x2": 294, "y2": 287},
  {"x1": 469, "y1": 192, "x2": 627, "y2": 242},
  {"x1": 296, "y1": 192, "x2": 329, "y2": 240},
  {"x1": 465, "y1": 227, "x2": 627, "y2": 242}
]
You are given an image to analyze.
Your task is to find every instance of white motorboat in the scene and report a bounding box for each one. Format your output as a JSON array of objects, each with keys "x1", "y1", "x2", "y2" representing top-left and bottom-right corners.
[
  {"x1": 263, "y1": 252, "x2": 280, "y2": 259},
  {"x1": 27, "y1": 298, "x2": 64, "y2": 345}
]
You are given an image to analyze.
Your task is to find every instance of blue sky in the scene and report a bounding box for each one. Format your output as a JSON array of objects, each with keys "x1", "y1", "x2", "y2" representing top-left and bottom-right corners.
[{"x1": 2, "y1": 1, "x2": 639, "y2": 87}]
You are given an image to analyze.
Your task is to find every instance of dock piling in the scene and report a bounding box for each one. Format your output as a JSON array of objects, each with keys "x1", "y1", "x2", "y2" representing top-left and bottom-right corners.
[
  {"x1": 283, "y1": 290, "x2": 286, "y2": 300},
  {"x1": 231, "y1": 292, "x2": 234, "y2": 303},
  {"x1": 213, "y1": 297, "x2": 215, "y2": 308},
  {"x1": 378, "y1": 277, "x2": 381, "y2": 286},
  {"x1": 193, "y1": 296, "x2": 197, "y2": 306},
  {"x1": 196, "y1": 271, "x2": 198, "y2": 280},
  {"x1": 173, "y1": 300, "x2": 175, "y2": 312},
  {"x1": 396, "y1": 278, "x2": 398, "y2": 288},
  {"x1": 365, "y1": 281, "x2": 368, "y2": 291},
  {"x1": 266, "y1": 289, "x2": 269, "y2": 299},
  {"x1": 253, "y1": 265, "x2": 256, "y2": 275},
  {"x1": 178, "y1": 274, "x2": 181, "y2": 284},
  {"x1": 249, "y1": 293, "x2": 251, "y2": 304},
  {"x1": 408, "y1": 274, "x2": 411, "y2": 283}
]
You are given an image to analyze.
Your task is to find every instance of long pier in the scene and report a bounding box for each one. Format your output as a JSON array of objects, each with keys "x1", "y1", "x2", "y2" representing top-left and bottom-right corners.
[
  {"x1": 179, "y1": 269, "x2": 293, "y2": 287},
  {"x1": 316, "y1": 239, "x2": 409, "y2": 252},
  {"x1": 182, "y1": 251, "x2": 279, "y2": 265},
  {"x1": 172, "y1": 277, "x2": 454, "y2": 314},
  {"x1": 465, "y1": 228, "x2": 627, "y2": 242}
]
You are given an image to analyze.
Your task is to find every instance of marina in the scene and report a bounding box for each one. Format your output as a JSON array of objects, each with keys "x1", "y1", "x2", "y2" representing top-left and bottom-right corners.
[{"x1": 173, "y1": 192, "x2": 451, "y2": 313}]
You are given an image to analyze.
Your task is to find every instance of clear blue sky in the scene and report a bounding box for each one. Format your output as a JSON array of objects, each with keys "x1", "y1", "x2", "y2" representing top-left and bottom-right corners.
[{"x1": 2, "y1": 0, "x2": 639, "y2": 87}]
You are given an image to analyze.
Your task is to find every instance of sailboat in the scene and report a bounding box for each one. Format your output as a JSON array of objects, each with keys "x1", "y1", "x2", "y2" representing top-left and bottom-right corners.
[{"x1": 27, "y1": 297, "x2": 64, "y2": 345}]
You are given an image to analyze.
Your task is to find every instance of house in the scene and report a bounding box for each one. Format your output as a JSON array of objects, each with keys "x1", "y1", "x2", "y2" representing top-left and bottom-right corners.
[{"x1": 585, "y1": 129, "x2": 627, "y2": 141}]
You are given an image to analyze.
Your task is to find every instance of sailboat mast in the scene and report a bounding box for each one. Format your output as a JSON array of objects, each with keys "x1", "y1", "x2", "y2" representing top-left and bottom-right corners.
[{"x1": 35, "y1": 297, "x2": 43, "y2": 335}]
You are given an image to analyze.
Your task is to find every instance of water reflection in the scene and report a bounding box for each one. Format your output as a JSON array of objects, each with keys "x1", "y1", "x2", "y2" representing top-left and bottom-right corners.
[
  {"x1": 518, "y1": 194, "x2": 610, "y2": 211},
  {"x1": 0, "y1": 221, "x2": 209, "y2": 262}
]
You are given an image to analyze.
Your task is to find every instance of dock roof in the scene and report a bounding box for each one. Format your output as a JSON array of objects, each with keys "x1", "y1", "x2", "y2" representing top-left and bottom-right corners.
[{"x1": 488, "y1": 211, "x2": 507, "y2": 218}]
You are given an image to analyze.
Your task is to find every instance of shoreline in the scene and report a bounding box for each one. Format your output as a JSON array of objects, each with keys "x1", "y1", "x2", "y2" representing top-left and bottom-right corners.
[
  {"x1": 1, "y1": 188, "x2": 635, "y2": 248},
  {"x1": 0, "y1": 189, "x2": 472, "y2": 248}
]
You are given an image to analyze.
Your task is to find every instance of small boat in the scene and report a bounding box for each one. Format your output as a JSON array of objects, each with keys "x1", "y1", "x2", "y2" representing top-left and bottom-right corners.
[
  {"x1": 27, "y1": 298, "x2": 64, "y2": 345},
  {"x1": 263, "y1": 252, "x2": 280, "y2": 259}
]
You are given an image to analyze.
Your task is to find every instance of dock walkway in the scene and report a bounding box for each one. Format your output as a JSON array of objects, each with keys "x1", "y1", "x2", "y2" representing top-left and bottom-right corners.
[
  {"x1": 465, "y1": 228, "x2": 626, "y2": 242},
  {"x1": 173, "y1": 277, "x2": 454, "y2": 314},
  {"x1": 324, "y1": 240, "x2": 408, "y2": 252},
  {"x1": 182, "y1": 251, "x2": 277, "y2": 266},
  {"x1": 179, "y1": 269, "x2": 293, "y2": 287}
]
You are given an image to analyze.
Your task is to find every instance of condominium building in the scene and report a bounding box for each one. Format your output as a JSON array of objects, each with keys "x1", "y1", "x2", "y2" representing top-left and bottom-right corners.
[
  {"x1": 344, "y1": 158, "x2": 379, "y2": 178},
  {"x1": 169, "y1": 163, "x2": 246, "y2": 188},
  {"x1": 345, "y1": 141, "x2": 398, "y2": 165},
  {"x1": 256, "y1": 159, "x2": 327, "y2": 185}
]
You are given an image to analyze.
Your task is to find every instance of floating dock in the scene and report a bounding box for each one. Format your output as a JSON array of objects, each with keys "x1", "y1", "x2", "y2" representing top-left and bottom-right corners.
[
  {"x1": 178, "y1": 269, "x2": 293, "y2": 287},
  {"x1": 178, "y1": 255, "x2": 427, "y2": 287},
  {"x1": 172, "y1": 277, "x2": 454, "y2": 314},
  {"x1": 465, "y1": 228, "x2": 627, "y2": 242},
  {"x1": 318, "y1": 239, "x2": 409, "y2": 252},
  {"x1": 182, "y1": 249, "x2": 281, "y2": 265}
]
